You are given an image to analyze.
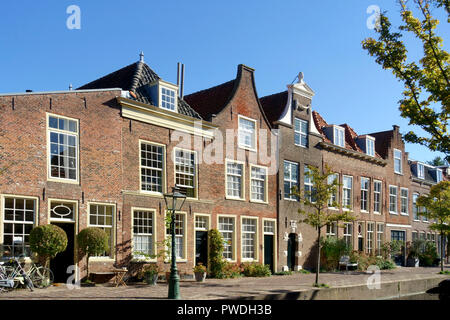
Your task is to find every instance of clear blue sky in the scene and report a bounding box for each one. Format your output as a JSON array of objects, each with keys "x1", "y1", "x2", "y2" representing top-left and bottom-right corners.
[{"x1": 0, "y1": 0, "x2": 448, "y2": 162}]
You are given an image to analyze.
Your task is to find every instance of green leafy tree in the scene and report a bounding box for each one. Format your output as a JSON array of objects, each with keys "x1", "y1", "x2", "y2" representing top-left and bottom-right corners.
[
  {"x1": 362, "y1": 0, "x2": 449, "y2": 160},
  {"x1": 427, "y1": 156, "x2": 448, "y2": 166},
  {"x1": 29, "y1": 224, "x2": 68, "y2": 268},
  {"x1": 416, "y1": 180, "x2": 450, "y2": 271},
  {"x1": 77, "y1": 227, "x2": 109, "y2": 280},
  {"x1": 292, "y1": 165, "x2": 355, "y2": 286},
  {"x1": 208, "y1": 229, "x2": 226, "y2": 278}
]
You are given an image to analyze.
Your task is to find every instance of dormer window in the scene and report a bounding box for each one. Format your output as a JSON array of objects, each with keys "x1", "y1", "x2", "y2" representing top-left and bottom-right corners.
[
  {"x1": 366, "y1": 138, "x2": 375, "y2": 157},
  {"x1": 417, "y1": 163, "x2": 425, "y2": 179},
  {"x1": 161, "y1": 87, "x2": 176, "y2": 111},
  {"x1": 436, "y1": 169, "x2": 443, "y2": 182},
  {"x1": 294, "y1": 118, "x2": 308, "y2": 147},
  {"x1": 333, "y1": 126, "x2": 345, "y2": 148}
]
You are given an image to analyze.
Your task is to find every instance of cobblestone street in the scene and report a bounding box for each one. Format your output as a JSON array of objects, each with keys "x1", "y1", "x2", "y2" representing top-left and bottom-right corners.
[{"x1": 1, "y1": 266, "x2": 448, "y2": 300}]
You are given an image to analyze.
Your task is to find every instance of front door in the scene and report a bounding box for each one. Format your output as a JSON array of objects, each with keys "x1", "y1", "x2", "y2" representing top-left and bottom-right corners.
[
  {"x1": 264, "y1": 235, "x2": 274, "y2": 273},
  {"x1": 50, "y1": 223, "x2": 75, "y2": 283},
  {"x1": 287, "y1": 233, "x2": 296, "y2": 271},
  {"x1": 391, "y1": 230, "x2": 406, "y2": 266},
  {"x1": 195, "y1": 231, "x2": 208, "y2": 267}
]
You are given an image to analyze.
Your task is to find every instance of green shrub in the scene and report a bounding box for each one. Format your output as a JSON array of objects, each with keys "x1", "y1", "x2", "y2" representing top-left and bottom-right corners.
[
  {"x1": 241, "y1": 262, "x2": 271, "y2": 277},
  {"x1": 30, "y1": 224, "x2": 68, "y2": 267},
  {"x1": 320, "y1": 237, "x2": 352, "y2": 271},
  {"x1": 274, "y1": 271, "x2": 293, "y2": 276},
  {"x1": 219, "y1": 262, "x2": 242, "y2": 278},
  {"x1": 419, "y1": 241, "x2": 439, "y2": 267},
  {"x1": 375, "y1": 257, "x2": 396, "y2": 270},
  {"x1": 208, "y1": 229, "x2": 227, "y2": 278},
  {"x1": 77, "y1": 227, "x2": 109, "y2": 280}
]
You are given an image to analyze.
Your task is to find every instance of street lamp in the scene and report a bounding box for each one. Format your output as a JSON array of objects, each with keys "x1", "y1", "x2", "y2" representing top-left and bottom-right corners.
[{"x1": 163, "y1": 185, "x2": 186, "y2": 299}]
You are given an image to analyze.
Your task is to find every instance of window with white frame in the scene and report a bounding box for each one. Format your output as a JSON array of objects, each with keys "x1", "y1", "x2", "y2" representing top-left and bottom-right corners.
[
  {"x1": 376, "y1": 224, "x2": 384, "y2": 256},
  {"x1": 413, "y1": 193, "x2": 419, "y2": 220},
  {"x1": 89, "y1": 204, "x2": 114, "y2": 257},
  {"x1": 326, "y1": 222, "x2": 337, "y2": 238},
  {"x1": 133, "y1": 210, "x2": 154, "y2": 257},
  {"x1": 304, "y1": 166, "x2": 315, "y2": 202},
  {"x1": 218, "y1": 217, "x2": 235, "y2": 260},
  {"x1": 394, "y1": 149, "x2": 402, "y2": 174},
  {"x1": 367, "y1": 222, "x2": 374, "y2": 255},
  {"x1": 333, "y1": 126, "x2": 345, "y2": 148},
  {"x1": 360, "y1": 177, "x2": 370, "y2": 212},
  {"x1": 327, "y1": 173, "x2": 339, "y2": 207},
  {"x1": 166, "y1": 213, "x2": 185, "y2": 259},
  {"x1": 242, "y1": 218, "x2": 257, "y2": 260},
  {"x1": 422, "y1": 205, "x2": 429, "y2": 222},
  {"x1": 49, "y1": 200, "x2": 75, "y2": 222},
  {"x1": 294, "y1": 118, "x2": 308, "y2": 147},
  {"x1": 195, "y1": 215, "x2": 209, "y2": 231},
  {"x1": 160, "y1": 86, "x2": 176, "y2": 111},
  {"x1": 436, "y1": 170, "x2": 443, "y2": 182},
  {"x1": 174, "y1": 149, "x2": 197, "y2": 198},
  {"x1": 2, "y1": 197, "x2": 36, "y2": 258},
  {"x1": 251, "y1": 166, "x2": 267, "y2": 202},
  {"x1": 366, "y1": 138, "x2": 375, "y2": 157},
  {"x1": 284, "y1": 161, "x2": 299, "y2": 201},
  {"x1": 226, "y1": 161, "x2": 244, "y2": 199},
  {"x1": 140, "y1": 142, "x2": 164, "y2": 193},
  {"x1": 373, "y1": 180, "x2": 382, "y2": 214},
  {"x1": 417, "y1": 163, "x2": 425, "y2": 179},
  {"x1": 400, "y1": 188, "x2": 408, "y2": 215},
  {"x1": 389, "y1": 186, "x2": 398, "y2": 213},
  {"x1": 343, "y1": 176, "x2": 353, "y2": 209},
  {"x1": 263, "y1": 220, "x2": 275, "y2": 235},
  {"x1": 238, "y1": 116, "x2": 256, "y2": 150},
  {"x1": 412, "y1": 231, "x2": 418, "y2": 241},
  {"x1": 343, "y1": 223, "x2": 353, "y2": 248},
  {"x1": 48, "y1": 114, "x2": 78, "y2": 181}
]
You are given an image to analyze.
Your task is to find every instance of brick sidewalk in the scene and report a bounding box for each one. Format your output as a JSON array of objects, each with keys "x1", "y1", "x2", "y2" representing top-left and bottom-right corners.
[{"x1": 1, "y1": 266, "x2": 448, "y2": 300}]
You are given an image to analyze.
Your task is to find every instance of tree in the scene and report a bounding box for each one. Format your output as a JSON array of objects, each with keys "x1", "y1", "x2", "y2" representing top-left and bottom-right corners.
[
  {"x1": 427, "y1": 155, "x2": 448, "y2": 166},
  {"x1": 416, "y1": 181, "x2": 450, "y2": 271},
  {"x1": 362, "y1": 0, "x2": 449, "y2": 161},
  {"x1": 29, "y1": 224, "x2": 68, "y2": 268},
  {"x1": 77, "y1": 227, "x2": 109, "y2": 281},
  {"x1": 292, "y1": 165, "x2": 354, "y2": 286}
]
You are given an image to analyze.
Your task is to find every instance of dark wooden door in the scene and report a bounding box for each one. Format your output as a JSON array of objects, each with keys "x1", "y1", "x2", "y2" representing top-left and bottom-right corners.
[
  {"x1": 50, "y1": 223, "x2": 74, "y2": 283},
  {"x1": 287, "y1": 233, "x2": 296, "y2": 271},
  {"x1": 195, "y1": 231, "x2": 208, "y2": 267},
  {"x1": 264, "y1": 235, "x2": 274, "y2": 273}
]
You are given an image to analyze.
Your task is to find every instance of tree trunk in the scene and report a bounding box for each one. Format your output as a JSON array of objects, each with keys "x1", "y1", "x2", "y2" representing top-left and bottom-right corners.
[
  {"x1": 440, "y1": 231, "x2": 444, "y2": 272},
  {"x1": 315, "y1": 227, "x2": 321, "y2": 286},
  {"x1": 86, "y1": 255, "x2": 90, "y2": 281}
]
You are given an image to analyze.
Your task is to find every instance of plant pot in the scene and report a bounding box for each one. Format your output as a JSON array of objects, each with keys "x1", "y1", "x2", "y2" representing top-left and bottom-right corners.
[
  {"x1": 144, "y1": 273, "x2": 158, "y2": 285},
  {"x1": 194, "y1": 271, "x2": 206, "y2": 282},
  {"x1": 406, "y1": 257, "x2": 419, "y2": 267}
]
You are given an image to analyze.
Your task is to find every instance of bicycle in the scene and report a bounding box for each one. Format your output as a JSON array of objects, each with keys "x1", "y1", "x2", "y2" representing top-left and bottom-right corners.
[
  {"x1": 1, "y1": 255, "x2": 53, "y2": 289},
  {"x1": 0, "y1": 257, "x2": 34, "y2": 292}
]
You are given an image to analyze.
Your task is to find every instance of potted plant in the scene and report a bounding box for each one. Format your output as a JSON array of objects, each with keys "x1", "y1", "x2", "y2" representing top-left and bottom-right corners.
[
  {"x1": 407, "y1": 240, "x2": 422, "y2": 267},
  {"x1": 141, "y1": 264, "x2": 159, "y2": 285},
  {"x1": 193, "y1": 263, "x2": 207, "y2": 282},
  {"x1": 77, "y1": 227, "x2": 109, "y2": 285}
]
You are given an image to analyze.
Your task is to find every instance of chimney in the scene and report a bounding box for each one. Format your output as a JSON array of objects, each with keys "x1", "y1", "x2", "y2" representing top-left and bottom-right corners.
[
  {"x1": 177, "y1": 62, "x2": 185, "y2": 99},
  {"x1": 26, "y1": 89, "x2": 33, "y2": 93},
  {"x1": 393, "y1": 125, "x2": 400, "y2": 132}
]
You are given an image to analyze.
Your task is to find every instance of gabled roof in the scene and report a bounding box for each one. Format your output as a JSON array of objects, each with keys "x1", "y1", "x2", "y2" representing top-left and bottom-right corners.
[
  {"x1": 183, "y1": 80, "x2": 236, "y2": 120},
  {"x1": 312, "y1": 111, "x2": 383, "y2": 159},
  {"x1": 409, "y1": 160, "x2": 442, "y2": 184},
  {"x1": 77, "y1": 60, "x2": 202, "y2": 119},
  {"x1": 259, "y1": 91, "x2": 288, "y2": 125}
]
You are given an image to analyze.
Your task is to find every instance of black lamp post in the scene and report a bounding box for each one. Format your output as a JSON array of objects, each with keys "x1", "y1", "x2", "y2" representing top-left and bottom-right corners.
[{"x1": 163, "y1": 185, "x2": 186, "y2": 299}]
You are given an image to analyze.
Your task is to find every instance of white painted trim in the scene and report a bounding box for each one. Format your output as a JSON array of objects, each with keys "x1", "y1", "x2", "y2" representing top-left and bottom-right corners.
[
  {"x1": 217, "y1": 214, "x2": 237, "y2": 262},
  {"x1": 130, "y1": 207, "x2": 157, "y2": 262},
  {"x1": 386, "y1": 223, "x2": 412, "y2": 228},
  {"x1": 240, "y1": 216, "x2": 259, "y2": 262},
  {"x1": 237, "y1": 115, "x2": 257, "y2": 152},
  {"x1": 225, "y1": 159, "x2": 245, "y2": 201}
]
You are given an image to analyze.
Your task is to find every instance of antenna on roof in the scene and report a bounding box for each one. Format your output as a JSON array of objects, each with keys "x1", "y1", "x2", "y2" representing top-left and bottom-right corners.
[
  {"x1": 177, "y1": 62, "x2": 185, "y2": 99},
  {"x1": 139, "y1": 51, "x2": 144, "y2": 63}
]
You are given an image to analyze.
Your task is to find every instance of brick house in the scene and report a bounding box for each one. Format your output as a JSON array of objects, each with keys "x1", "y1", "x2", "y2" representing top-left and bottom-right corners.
[
  {"x1": 0, "y1": 58, "x2": 278, "y2": 282},
  {"x1": 259, "y1": 73, "x2": 323, "y2": 271}
]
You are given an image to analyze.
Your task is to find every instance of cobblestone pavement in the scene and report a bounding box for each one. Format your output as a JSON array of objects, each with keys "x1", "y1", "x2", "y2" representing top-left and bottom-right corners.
[{"x1": 0, "y1": 266, "x2": 448, "y2": 300}]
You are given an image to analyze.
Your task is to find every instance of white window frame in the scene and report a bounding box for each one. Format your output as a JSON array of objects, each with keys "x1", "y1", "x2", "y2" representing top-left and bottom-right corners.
[
  {"x1": 47, "y1": 113, "x2": 79, "y2": 184},
  {"x1": 333, "y1": 126, "x2": 345, "y2": 148},
  {"x1": 165, "y1": 211, "x2": 187, "y2": 261},
  {"x1": 241, "y1": 216, "x2": 258, "y2": 262},
  {"x1": 376, "y1": 223, "x2": 384, "y2": 256},
  {"x1": 417, "y1": 163, "x2": 425, "y2": 179},
  {"x1": 304, "y1": 165, "x2": 315, "y2": 203},
  {"x1": 327, "y1": 173, "x2": 339, "y2": 209},
  {"x1": 0, "y1": 195, "x2": 39, "y2": 259},
  {"x1": 132, "y1": 208, "x2": 156, "y2": 261},
  {"x1": 88, "y1": 202, "x2": 116, "y2": 260},
  {"x1": 262, "y1": 218, "x2": 277, "y2": 271},
  {"x1": 342, "y1": 175, "x2": 353, "y2": 210},
  {"x1": 159, "y1": 81, "x2": 178, "y2": 112},
  {"x1": 174, "y1": 148, "x2": 198, "y2": 199},
  {"x1": 413, "y1": 193, "x2": 420, "y2": 221},
  {"x1": 250, "y1": 165, "x2": 268, "y2": 203},
  {"x1": 139, "y1": 140, "x2": 166, "y2": 195},
  {"x1": 218, "y1": 215, "x2": 236, "y2": 262},
  {"x1": 400, "y1": 188, "x2": 409, "y2": 216},
  {"x1": 373, "y1": 180, "x2": 382, "y2": 214},
  {"x1": 360, "y1": 177, "x2": 370, "y2": 213},
  {"x1": 294, "y1": 118, "x2": 308, "y2": 147},
  {"x1": 367, "y1": 222, "x2": 374, "y2": 255},
  {"x1": 326, "y1": 222, "x2": 337, "y2": 238},
  {"x1": 238, "y1": 115, "x2": 257, "y2": 151},
  {"x1": 225, "y1": 159, "x2": 245, "y2": 200},
  {"x1": 366, "y1": 137, "x2": 375, "y2": 157},
  {"x1": 389, "y1": 185, "x2": 398, "y2": 214},
  {"x1": 394, "y1": 149, "x2": 402, "y2": 174},
  {"x1": 343, "y1": 223, "x2": 353, "y2": 248},
  {"x1": 284, "y1": 160, "x2": 299, "y2": 201},
  {"x1": 194, "y1": 213, "x2": 210, "y2": 231}
]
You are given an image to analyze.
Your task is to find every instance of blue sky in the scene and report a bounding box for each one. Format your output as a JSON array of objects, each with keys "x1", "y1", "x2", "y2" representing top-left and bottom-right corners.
[{"x1": 0, "y1": 0, "x2": 448, "y2": 162}]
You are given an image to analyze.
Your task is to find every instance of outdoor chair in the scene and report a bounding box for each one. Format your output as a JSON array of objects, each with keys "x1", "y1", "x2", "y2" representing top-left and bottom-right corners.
[{"x1": 339, "y1": 255, "x2": 358, "y2": 272}]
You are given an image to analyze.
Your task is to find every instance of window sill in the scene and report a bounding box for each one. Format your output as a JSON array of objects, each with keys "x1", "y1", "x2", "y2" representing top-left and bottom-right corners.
[
  {"x1": 225, "y1": 196, "x2": 246, "y2": 202},
  {"x1": 47, "y1": 177, "x2": 79, "y2": 185},
  {"x1": 131, "y1": 257, "x2": 157, "y2": 263},
  {"x1": 139, "y1": 191, "x2": 164, "y2": 198},
  {"x1": 413, "y1": 219, "x2": 421, "y2": 222},
  {"x1": 373, "y1": 212, "x2": 381, "y2": 215},
  {"x1": 283, "y1": 198, "x2": 299, "y2": 202},
  {"x1": 90, "y1": 257, "x2": 115, "y2": 262},
  {"x1": 327, "y1": 207, "x2": 339, "y2": 211},
  {"x1": 250, "y1": 199, "x2": 268, "y2": 205},
  {"x1": 294, "y1": 144, "x2": 308, "y2": 149},
  {"x1": 238, "y1": 145, "x2": 257, "y2": 153},
  {"x1": 400, "y1": 213, "x2": 409, "y2": 216},
  {"x1": 361, "y1": 210, "x2": 369, "y2": 214},
  {"x1": 389, "y1": 212, "x2": 398, "y2": 215}
]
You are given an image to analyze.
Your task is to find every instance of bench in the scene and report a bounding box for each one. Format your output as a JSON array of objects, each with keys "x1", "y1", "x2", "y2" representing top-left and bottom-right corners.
[
  {"x1": 339, "y1": 255, "x2": 358, "y2": 272},
  {"x1": 90, "y1": 268, "x2": 128, "y2": 286}
]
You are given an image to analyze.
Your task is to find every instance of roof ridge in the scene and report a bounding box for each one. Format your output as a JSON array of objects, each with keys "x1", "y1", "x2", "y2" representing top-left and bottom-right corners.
[
  {"x1": 185, "y1": 79, "x2": 235, "y2": 97},
  {"x1": 260, "y1": 90, "x2": 287, "y2": 101}
]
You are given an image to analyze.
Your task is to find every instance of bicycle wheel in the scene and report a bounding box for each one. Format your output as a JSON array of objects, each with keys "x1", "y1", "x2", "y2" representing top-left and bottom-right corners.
[{"x1": 30, "y1": 267, "x2": 53, "y2": 289}]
